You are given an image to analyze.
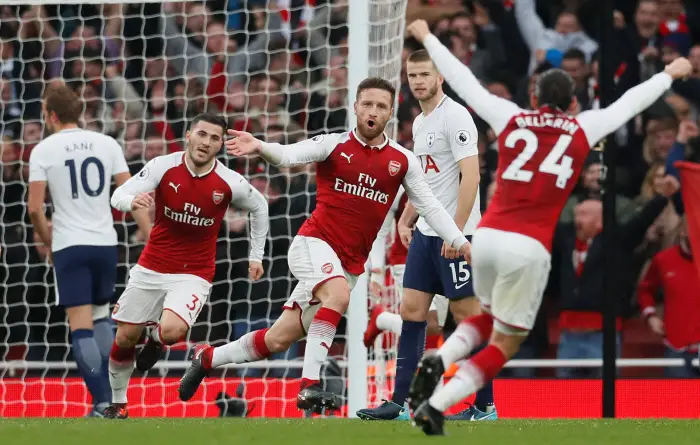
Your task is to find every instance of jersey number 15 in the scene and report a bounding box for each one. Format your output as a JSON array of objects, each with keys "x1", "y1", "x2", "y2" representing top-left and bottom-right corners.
[
  {"x1": 501, "y1": 128, "x2": 574, "y2": 189},
  {"x1": 65, "y1": 157, "x2": 106, "y2": 199}
]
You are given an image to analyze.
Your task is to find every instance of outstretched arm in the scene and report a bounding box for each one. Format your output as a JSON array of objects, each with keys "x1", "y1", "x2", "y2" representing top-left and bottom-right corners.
[
  {"x1": 407, "y1": 20, "x2": 522, "y2": 135},
  {"x1": 577, "y1": 58, "x2": 693, "y2": 147},
  {"x1": 226, "y1": 130, "x2": 340, "y2": 167},
  {"x1": 513, "y1": 0, "x2": 546, "y2": 53},
  {"x1": 402, "y1": 154, "x2": 468, "y2": 252},
  {"x1": 229, "y1": 177, "x2": 269, "y2": 264}
]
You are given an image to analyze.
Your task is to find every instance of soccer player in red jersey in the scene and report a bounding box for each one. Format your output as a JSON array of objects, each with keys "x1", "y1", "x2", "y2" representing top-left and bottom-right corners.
[
  {"x1": 104, "y1": 113, "x2": 269, "y2": 418},
  {"x1": 178, "y1": 77, "x2": 470, "y2": 412},
  {"x1": 404, "y1": 19, "x2": 693, "y2": 434}
]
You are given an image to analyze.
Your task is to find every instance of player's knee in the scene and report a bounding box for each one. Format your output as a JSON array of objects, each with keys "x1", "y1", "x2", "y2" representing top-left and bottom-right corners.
[
  {"x1": 115, "y1": 323, "x2": 143, "y2": 347},
  {"x1": 314, "y1": 277, "x2": 350, "y2": 313},
  {"x1": 158, "y1": 323, "x2": 188, "y2": 345},
  {"x1": 490, "y1": 324, "x2": 529, "y2": 359}
]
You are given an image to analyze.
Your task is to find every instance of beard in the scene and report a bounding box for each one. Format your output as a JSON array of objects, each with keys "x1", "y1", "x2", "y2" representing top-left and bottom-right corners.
[
  {"x1": 413, "y1": 82, "x2": 440, "y2": 101},
  {"x1": 186, "y1": 142, "x2": 217, "y2": 166}
]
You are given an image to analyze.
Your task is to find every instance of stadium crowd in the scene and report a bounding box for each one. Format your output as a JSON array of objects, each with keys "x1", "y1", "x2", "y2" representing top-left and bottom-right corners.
[{"x1": 1, "y1": 0, "x2": 699, "y2": 379}]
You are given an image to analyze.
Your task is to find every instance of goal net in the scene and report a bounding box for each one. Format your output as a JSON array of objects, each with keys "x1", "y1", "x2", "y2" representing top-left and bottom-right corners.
[{"x1": 0, "y1": 0, "x2": 407, "y2": 418}]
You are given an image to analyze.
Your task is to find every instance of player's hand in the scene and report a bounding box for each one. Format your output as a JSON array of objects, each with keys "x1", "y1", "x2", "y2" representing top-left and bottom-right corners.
[
  {"x1": 441, "y1": 241, "x2": 460, "y2": 260},
  {"x1": 659, "y1": 175, "x2": 681, "y2": 197},
  {"x1": 664, "y1": 57, "x2": 693, "y2": 80},
  {"x1": 248, "y1": 261, "x2": 264, "y2": 281},
  {"x1": 226, "y1": 129, "x2": 263, "y2": 157},
  {"x1": 458, "y1": 240, "x2": 472, "y2": 263},
  {"x1": 131, "y1": 193, "x2": 155, "y2": 211},
  {"x1": 677, "y1": 120, "x2": 699, "y2": 144},
  {"x1": 647, "y1": 315, "x2": 665, "y2": 337},
  {"x1": 398, "y1": 222, "x2": 413, "y2": 248},
  {"x1": 406, "y1": 20, "x2": 431, "y2": 43}
]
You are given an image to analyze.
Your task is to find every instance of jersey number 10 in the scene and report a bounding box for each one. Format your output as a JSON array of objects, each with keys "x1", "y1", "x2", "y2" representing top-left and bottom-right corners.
[
  {"x1": 65, "y1": 157, "x2": 106, "y2": 199},
  {"x1": 501, "y1": 128, "x2": 574, "y2": 189}
]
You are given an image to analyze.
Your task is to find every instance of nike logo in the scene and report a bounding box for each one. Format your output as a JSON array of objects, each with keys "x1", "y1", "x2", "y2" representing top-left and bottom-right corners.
[
  {"x1": 169, "y1": 182, "x2": 180, "y2": 193},
  {"x1": 340, "y1": 152, "x2": 353, "y2": 163},
  {"x1": 455, "y1": 282, "x2": 470, "y2": 290}
]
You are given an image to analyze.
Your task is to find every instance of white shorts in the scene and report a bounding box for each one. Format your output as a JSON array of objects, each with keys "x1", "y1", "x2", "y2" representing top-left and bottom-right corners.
[
  {"x1": 471, "y1": 228, "x2": 551, "y2": 331},
  {"x1": 390, "y1": 264, "x2": 449, "y2": 328},
  {"x1": 284, "y1": 236, "x2": 358, "y2": 333},
  {"x1": 112, "y1": 264, "x2": 212, "y2": 328}
]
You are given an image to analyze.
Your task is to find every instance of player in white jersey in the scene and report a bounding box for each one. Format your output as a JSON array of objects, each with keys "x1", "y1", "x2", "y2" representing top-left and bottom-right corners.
[
  {"x1": 27, "y1": 83, "x2": 151, "y2": 417},
  {"x1": 404, "y1": 20, "x2": 692, "y2": 435},
  {"x1": 357, "y1": 50, "x2": 493, "y2": 421}
]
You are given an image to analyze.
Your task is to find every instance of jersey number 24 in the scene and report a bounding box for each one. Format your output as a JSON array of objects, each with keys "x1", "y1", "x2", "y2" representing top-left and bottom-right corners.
[{"x1": 501, "y1": 128, "x2": 574, "y2": 189}]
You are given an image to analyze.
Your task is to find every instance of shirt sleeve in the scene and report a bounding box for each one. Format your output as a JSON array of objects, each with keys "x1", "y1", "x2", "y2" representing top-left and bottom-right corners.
[
  {"x1": 422, "y1": 34, "x2": 523, "y2": 135},
  {"x1": 577, "y1": 72, "x2": 673, "y2": 147},
  {"x1": 402, "y1": 153, "x2": 468, "y2": 250},
  {"x1": 109, "y1": 137, "x2": 130, "y2": 175},
  {"x1": 110, "y1": 157, "x2": 166, "y2": 211},
  {"x1": 637, "y1": 257, "x2": 661, "y2": 319},
  {"x1": 260, "y1": 133, "x2": 340, "y2": 167},
  {"x1": 445, "y1": 103, "x2": 479, "y2": 162},
  {"x1": 229, "y1": 176, "x2": 269, "y2": 263},
  {"x1": 28, "y1": 143, "x2": 48, "y2": 182}
]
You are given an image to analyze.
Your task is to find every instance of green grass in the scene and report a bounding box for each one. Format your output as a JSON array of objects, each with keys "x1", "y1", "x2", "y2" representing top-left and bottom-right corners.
[{"x1": 2, "y1": 419, "x2": 700, "y2": 445}]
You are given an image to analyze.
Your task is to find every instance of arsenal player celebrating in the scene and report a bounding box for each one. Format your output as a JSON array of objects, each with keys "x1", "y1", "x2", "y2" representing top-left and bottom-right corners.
[
  {"x1": 179, "y1": 77, "x2": 470, "y2": 413},
  {"x1": 106, "y1": 113, "x2": 269, "y2": 419}
]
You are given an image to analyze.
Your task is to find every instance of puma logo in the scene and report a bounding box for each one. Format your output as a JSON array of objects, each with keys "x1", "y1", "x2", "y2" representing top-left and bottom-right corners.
[
  {"x1": 340, "y1": 152, "x2": 353, "y2": 163},
  {"x1": 169, "y1": 182, "x2": 180, "y2": 193}
]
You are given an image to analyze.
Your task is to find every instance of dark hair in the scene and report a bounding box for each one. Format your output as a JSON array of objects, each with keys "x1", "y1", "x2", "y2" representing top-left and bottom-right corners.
[
  {"x1": 562, "y1": 48, "x2": 586, "y2": 63},
  {"x1": 407, "y1": 49, "x2": 432, "y2": 64},
  {"x1": 190, "y1": 113, "x2": 228, "y2": 135},
  {"x1": 44, "y1": 83, "x2": 83, "y2": 124},
  {"x1": 535, "y1": 68, "x2": 575, "y2": 111},
  {"x1": 356, "y1": 77, "x2": 396, "y2": 103}
]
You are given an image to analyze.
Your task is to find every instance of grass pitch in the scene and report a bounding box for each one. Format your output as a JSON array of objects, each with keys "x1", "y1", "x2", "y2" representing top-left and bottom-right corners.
[{"x1": 2, "y1": 419, "x2": 700, "y2": 445}]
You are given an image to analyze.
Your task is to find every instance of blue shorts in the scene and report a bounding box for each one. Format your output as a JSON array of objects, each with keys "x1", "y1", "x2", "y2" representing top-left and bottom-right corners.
[
  {"x1": 403, "y1": 229, "x2": 474, "y2": 300},
  {"x1": 53, "y1": 245, "x2": 118, "y2": 308}
]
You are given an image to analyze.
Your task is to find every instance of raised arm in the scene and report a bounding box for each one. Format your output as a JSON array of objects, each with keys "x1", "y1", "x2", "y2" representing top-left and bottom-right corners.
[
  {"x1": 513, "y1": 0, "x2": 547, "y2": 53},
  {"x1": 226, "y1": 130, "x2": 340, "y2": 167},
  {"x1": 111, "y1": 158, "x2": 163, "y2": 211},
  {"x1": 401, "y1": 153, "x2": 469, "y2": 253},
  {"x1": 229, "y1": 176, "x2": 269, "y2": 264},
  {"x1": 407, "y1": 21, "x2": 522, "y2": 134},
  {"x1": 577, "y1": 58, "x2": 693, "y2": 147}
]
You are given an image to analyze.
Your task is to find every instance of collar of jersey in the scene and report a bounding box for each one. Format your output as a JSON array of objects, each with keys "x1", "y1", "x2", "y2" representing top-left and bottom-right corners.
[
  {"x1": 351, "y1": 128, "x2": 389, "y2": 150},
  {"x1": 182, "y1": 153, "x2": 217, "y2": 178}
]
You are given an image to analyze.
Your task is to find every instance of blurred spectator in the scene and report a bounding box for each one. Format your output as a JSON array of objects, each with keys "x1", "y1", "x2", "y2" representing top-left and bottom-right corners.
[{"x1": 638, "y1": 217, "x2": 700, "y2": 378}]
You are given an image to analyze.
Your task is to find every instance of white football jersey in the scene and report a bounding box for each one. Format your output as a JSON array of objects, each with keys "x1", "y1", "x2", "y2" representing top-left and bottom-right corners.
[
  {"x1": 412, "y1": 95, "x2": 481, "y2": 236},
  {"x1": 29, "y1": 128, "x2": 129, "y2": 251}
]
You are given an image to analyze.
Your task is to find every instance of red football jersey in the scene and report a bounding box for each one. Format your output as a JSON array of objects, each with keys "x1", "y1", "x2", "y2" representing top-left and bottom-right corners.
[
  {"x1": 262, "y1": 129, "x2": 467, "y2": 275},
  {"x1": 111, "y1": 152, "x2": 268, "y2": 282},
  {"x1": 480, "y1": 106, "x2": 590, "y2": 251}
]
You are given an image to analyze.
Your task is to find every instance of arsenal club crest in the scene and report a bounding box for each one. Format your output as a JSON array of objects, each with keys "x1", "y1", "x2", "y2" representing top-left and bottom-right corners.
[
  {"x1": 427, "y1": 132, "x2": 435, "y2": 147},
  {"x1": 388, "y1": 160, "x2": 401, "y2": 176},
  {"x1": 322, "y1": 262, "x2": 334, "y2": 274},
  {"x1": 212, "y1": 190, "x2": 224, "y2": 204}
]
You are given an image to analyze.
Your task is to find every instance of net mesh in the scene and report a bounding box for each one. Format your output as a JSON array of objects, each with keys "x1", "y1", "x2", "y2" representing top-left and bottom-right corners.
[{"x1": 0, "y1": 0, "x2": 407, "y2": 417}]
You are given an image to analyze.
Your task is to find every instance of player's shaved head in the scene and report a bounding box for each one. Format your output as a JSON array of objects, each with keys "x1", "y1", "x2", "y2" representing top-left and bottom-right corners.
[
  {"x1": 43, "y1": 83, "x2": 82, "y2": 125},
  {"x1": 534, "y1": 68, "x2": 576, "y2": 112},
  {"x1": 407, "y1": 49, "x2": 433, "y2": 65}
]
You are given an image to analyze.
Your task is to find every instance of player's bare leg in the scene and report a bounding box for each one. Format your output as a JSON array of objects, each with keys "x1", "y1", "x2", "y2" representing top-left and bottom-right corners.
[
  {"x1": 65, "y1": 304, "x2": 112, "y2": 417},
  {"x1": 296, "y1": 277, "x2": 349, "y2": 412},
  {"x1": 179, "y1": 308, "x2": 305, "y2": 401},
  {"x1": 136, "y1": 309, "x2": 189, "y2": 372},
  {"x1": 105, "y1": 322, "x2": 145, "y2": 419},
  {"x1": 444, "y1": 298, "x2": 498, "y2": 421}
]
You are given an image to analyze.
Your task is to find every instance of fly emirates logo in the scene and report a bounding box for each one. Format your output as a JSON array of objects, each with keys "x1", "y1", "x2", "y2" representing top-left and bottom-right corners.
[
  {"x1": 164, "y1": 203, "x2": 215, "y2": 227},
  {"x1": 334, "y1": 173, "x2": 390, "y2": 204}
]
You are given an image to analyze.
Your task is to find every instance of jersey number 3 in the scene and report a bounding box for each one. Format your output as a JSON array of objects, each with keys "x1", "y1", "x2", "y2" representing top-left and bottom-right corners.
[{"x1": 501, "y1": 128, "x2": 574, "y2": 189}]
